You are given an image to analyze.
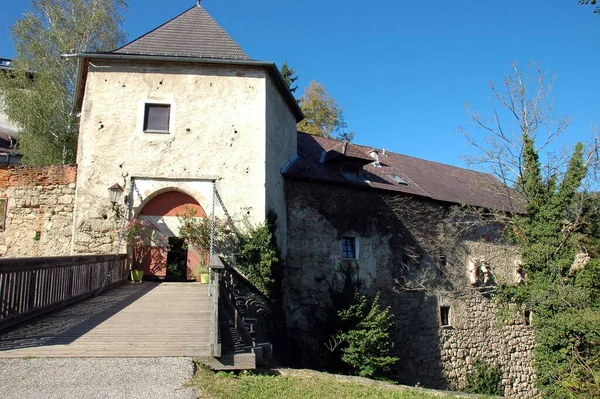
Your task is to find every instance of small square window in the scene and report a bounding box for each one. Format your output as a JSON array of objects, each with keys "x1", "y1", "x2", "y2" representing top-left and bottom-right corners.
[
  {"x1": 440, "y1": 306, "x2": 451, "y2": 327},
  {"x1": 342, "y1": 236, "x2": 356, "y2": 259},
  {"x1": 144, "y1": 103, "x2": 170, "y2": 133}
]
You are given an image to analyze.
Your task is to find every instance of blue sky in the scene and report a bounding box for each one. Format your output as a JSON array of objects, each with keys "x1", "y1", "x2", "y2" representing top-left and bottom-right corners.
[{"x1": 1, "y1": 1, "x2": 599, "y2": 170}]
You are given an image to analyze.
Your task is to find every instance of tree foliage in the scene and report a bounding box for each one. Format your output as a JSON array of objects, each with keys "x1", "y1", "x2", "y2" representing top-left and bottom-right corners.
[
  {"x1": 280, "y1": 61, "x2": 298, "y2": 94},
  {"x1": 297, "y1": 80, "x2": 355, "y2": 142},
  {"x1": 236, "y1": 220, "x2": 279, "y2": 297},
  {"x1": 0, "y1": 0, "x2": 127, "y2": 165},
  {"x1": 336, "y1": 292, "x2": 398, "y2": 378},
  {"x1": 464, "y1": 63, "x2": 600, "y2": 398}
]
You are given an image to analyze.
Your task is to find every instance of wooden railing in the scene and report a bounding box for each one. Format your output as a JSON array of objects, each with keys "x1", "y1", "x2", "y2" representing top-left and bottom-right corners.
[
  {"x1": 0, "y1": 254, "x2": 128, "y2": 330},
  {"x1": 219, "y1": 256, "x2": 272, "y2": 351}
]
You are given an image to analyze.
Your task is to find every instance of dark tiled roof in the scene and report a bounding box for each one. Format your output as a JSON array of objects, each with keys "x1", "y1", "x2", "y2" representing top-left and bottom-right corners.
[
  {"x1": 0, "y1": 126, "x2": 18, "y2": 144},
  {"x1": 113, "y1": 5, "x2": 249, "y2": 60},
  {"x1": 286, "y1": 133, "x2": 525, "y2": 213},
  {"x1": 324, "y1": 140, "x2": 373, "y2": 164}
]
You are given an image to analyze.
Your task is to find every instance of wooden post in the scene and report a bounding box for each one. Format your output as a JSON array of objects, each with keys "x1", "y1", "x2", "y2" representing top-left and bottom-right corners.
[
  {"x1": 28, "y1": 270, "x2": 37, "y2": 311},
  {"x1": 209, "y1": 255, "x2": 225, "y2": 358}
]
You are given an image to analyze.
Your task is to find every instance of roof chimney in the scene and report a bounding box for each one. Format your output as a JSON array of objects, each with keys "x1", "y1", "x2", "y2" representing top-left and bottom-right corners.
[{"x1": 369, "y1": 149, "x2": 381, "y2": 167}]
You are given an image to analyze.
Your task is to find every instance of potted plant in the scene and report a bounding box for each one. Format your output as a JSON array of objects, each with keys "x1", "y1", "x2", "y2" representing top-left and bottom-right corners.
[
  {"x1": 191, "y1": 263, "x2": 210, "y2": 284},
  {"x1": 124, "y1": 218, "x2": 154, "y2": 282}
]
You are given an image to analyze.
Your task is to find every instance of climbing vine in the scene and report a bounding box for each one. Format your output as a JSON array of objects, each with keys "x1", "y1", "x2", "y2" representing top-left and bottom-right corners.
[{"x1": 235, "y1": 215, "x2": 279, "y2": 297}]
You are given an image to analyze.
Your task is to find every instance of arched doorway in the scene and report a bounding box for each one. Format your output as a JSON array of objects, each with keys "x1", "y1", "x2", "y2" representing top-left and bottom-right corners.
[{"x1": 138, "y1": 190, "x2": 206, "y2": 279}]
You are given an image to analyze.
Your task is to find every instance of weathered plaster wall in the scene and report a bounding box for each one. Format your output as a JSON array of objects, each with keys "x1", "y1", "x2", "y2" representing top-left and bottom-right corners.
[
  {"x1": 0, "y1": 94, "x2": 19, "y2": 133},
  {"x1": 265, "y1": 76, "x2": 297, "y2": 256},
  {"x1": 0, "y1": 165, "x2": 76, "y2": 257},
  {"x1": 73, "y1": 60, "x2": 271, "y2": 254},
  {"x1": 284, "y1": 179, "x2": 536, "y2": 398}
]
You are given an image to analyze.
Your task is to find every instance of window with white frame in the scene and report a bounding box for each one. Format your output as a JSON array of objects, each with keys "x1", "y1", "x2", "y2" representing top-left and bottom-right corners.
[
  {"x1": 143, "y1": 103, "x2": 171, "y2": 133},
  {"x1": 341, "y1": 236, "x2": 358, "y2": 259}
]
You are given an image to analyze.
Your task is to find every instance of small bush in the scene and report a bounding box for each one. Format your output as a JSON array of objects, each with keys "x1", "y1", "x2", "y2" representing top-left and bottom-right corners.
[
  {"x1": 465, "y1": 360, "x2": 504, "y2": 396},
  {"x1": 236, "y1": 222, "x2": 279, "y2": 297},
  {"x1": 337, "y1": 292, "x2": 398, "y2": 378}
]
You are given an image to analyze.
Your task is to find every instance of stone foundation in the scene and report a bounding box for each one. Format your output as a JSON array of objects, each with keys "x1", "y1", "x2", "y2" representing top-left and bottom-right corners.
[{"x1": 0, "y1": 165, "x2": 77, "y2": 257}]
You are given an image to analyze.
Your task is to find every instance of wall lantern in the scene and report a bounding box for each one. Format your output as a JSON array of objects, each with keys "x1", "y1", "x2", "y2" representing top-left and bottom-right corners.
[{"x1": 108, "y1": 183, "x2": 124, "y2": 205}]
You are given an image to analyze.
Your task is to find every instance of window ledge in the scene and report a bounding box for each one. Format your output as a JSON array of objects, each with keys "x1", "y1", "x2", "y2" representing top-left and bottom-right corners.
[{"x1": 143, "y1": 130, "x2": 170, "y2": 134}]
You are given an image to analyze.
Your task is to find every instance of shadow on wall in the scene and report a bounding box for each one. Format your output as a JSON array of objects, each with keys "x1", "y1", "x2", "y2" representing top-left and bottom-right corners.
[
  {"x1": 391, "y1": 291, "x2": 445, "y2": 388},
  {"x1": 281, "y1": 179, "x2": 454, "y2": 387}
]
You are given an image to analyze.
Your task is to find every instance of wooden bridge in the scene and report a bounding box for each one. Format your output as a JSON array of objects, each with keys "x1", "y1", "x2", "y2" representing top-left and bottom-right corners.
[{"x1": 0, "y1": 255, "x2": 268, "y2": 370}]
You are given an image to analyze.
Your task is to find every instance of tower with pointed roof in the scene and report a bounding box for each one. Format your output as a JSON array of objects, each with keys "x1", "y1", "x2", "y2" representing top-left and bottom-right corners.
[{"x1": 71, "y1": 5, "x2": 302, "y2": 270}]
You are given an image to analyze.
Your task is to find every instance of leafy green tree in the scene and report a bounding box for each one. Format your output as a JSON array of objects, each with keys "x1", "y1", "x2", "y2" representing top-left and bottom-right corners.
[
  {"x1": 280, "y1": 61, "x2": 298, "y2": 94},
  {"x1": 297, "y1": 80, "x2": 355, "y2": 142},
  {"x1": 337, "y1": 292, "x2": 398, "y2": 378},
  {"x1": 464, "y1": 63, "x2": 600, "y2": 398},
  {"x1": 0, "y1": 0, "x2": 127, "y2": 165}
]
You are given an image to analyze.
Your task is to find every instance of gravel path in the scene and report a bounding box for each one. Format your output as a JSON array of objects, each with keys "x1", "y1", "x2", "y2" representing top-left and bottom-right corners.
[{"x1": 0, "y1": 357, "x2": 198, "y2": 399}]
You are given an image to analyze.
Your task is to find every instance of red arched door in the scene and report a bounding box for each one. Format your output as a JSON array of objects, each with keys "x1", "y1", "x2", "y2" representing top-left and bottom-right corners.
[{"x1": 138, "y1": 191, "x2": 206, "y2": 279}]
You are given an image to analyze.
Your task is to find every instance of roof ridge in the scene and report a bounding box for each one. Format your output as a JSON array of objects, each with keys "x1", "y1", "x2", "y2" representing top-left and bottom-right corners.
[{"x1": 298, "y1": 132, "x2": 498, "y2": 181}]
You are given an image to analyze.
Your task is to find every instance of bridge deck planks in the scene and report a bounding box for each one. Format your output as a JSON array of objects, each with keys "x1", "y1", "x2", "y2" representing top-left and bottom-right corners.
[{"x1": 0, "y1": 282, "x2": 212, "y2": 358}]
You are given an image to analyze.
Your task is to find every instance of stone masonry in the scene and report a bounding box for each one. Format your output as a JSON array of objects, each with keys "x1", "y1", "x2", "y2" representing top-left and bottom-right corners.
[
  {"x1": 284, "y1": 179, "x2": 538, "y2": 398},
  {"x1": 0, "y1": 165, "x2": 76, "y2": 257}
]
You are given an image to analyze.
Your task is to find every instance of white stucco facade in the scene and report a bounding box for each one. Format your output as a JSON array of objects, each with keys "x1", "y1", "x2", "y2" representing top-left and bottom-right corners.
[{"x1": 71, "y1": 59, "x2": 297, "y2": 255}]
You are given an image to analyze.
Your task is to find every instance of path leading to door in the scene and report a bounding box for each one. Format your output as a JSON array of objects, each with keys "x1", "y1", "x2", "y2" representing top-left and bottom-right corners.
[{"x1": 0, "y1": 282, "x2": 211, "y2": 357}]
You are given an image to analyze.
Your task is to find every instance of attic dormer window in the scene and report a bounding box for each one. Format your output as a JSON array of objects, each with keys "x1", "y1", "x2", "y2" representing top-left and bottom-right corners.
[
  {"x1": 341, "y1": 168, "x2": 362, "y2": 181},
  {"x1": 388, "y1": 174, "x2": 408, "y2": 185},
  {"x1": 144, "y1": 103, "x2": 170, "y2": 133}
]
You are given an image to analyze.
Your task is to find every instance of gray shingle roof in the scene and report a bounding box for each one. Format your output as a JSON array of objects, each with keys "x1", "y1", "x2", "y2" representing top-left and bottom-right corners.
[
  {"x1": 286, "y1": 133, "x2": 525, "y2": 213},
  {"x1": 113, "y1": 5, "x2": 249, "y2": 60}
]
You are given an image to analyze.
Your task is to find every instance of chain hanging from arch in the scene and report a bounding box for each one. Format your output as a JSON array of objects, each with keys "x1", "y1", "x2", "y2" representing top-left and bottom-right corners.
[{"x1": 208, "y1": 181, "x2": 216, "y2": 296}]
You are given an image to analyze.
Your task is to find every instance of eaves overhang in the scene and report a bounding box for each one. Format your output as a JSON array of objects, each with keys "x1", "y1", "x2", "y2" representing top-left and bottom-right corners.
[{"x1": 67, "y1": 52, "x2": 304, "y2": 122}]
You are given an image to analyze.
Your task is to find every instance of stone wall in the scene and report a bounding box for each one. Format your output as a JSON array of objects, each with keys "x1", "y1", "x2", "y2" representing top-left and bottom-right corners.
[
  {"x1": 283, "y1": 178, "x2": 537, "y2": 398},
  {"x1": 0, "y1": 165, "x2": 77, "y2": 257}
]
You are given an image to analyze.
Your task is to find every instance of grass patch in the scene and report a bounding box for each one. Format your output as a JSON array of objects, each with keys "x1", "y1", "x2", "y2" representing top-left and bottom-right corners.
[{"x1": 189, "y1": 363, "x2": 491, "y2": 399}]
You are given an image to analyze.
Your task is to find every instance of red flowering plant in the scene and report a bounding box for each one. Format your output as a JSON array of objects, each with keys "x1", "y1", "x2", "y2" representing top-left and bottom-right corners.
[
  {"x1": 177, "y1": 209, "x2": 231, "y2": 279},
  {"x1": 124, "y1": 218, "x2": 155, "y2": 271}
]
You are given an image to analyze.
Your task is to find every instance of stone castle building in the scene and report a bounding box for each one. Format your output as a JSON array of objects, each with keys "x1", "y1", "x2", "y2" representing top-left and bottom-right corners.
[{"x1": 0, "y1": 5, "x2": 538, "y2": 397}]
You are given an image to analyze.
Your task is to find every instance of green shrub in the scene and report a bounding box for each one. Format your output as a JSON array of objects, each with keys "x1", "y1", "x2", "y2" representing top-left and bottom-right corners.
[
  {"x1": 465, "y1": 360, "x2": 504, "y2": 396},
  {"x1": 337, "y1": 292, "x2": 398, "y2": 378},
  {"x1": 236, "y1": 222, "x2": 279, "y2": 297}
]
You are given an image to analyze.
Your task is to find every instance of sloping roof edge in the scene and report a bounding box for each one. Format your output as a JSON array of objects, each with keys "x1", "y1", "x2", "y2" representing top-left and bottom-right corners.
[
  {"x1": 112, "y1": 5, "x2": 249, "y2": 60},
  {"x1": 69, "y1": 53, "x2": 304, "y2": 122},
  {"x1": 286, "y1": 132, "x2": 526, "y2": 214}
]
